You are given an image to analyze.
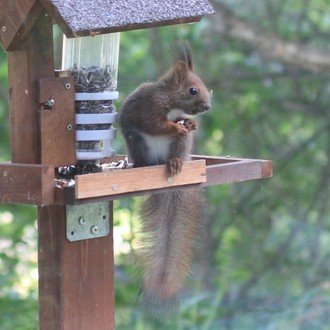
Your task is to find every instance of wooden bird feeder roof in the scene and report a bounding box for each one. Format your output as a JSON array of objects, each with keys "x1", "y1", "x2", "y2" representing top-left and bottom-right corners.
[
  {"x1": 42, "y1": 0, "x2": 215, "y2": 37},
  {"x1": 0, "y1": 0, "x2": 215, "y2": 50}
]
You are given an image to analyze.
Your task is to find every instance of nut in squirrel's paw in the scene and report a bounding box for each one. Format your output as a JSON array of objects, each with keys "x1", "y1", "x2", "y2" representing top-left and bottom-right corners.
[
  {"x1": 175, "y1": 118, "x2": 197, "y2": 132},
  {"x1": 174, "y1": 123, "x2": 189, "y2": 135}
]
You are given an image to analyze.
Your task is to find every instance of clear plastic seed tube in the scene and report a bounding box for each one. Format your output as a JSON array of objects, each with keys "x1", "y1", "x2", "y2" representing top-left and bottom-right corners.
[{"x1": 62, "y1": 33, "x2": 120, "y2": 161}]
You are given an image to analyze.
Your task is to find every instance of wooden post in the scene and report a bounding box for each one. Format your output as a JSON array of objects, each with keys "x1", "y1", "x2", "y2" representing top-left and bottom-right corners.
[
  {"x1": 7, "y1": 8, "x2": 53, "y2": 164},
  {"x1": 7, "y1": 10, "x2": 115, "y2": 329},
  {"x1": 38, "y1": 203, "x2": 115, "y2": 330}
]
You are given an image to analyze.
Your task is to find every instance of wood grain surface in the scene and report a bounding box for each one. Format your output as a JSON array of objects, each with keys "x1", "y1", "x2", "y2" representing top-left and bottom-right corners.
[
  {"x1": 38, "y1": 77, "x2": 76, "y2": 166},
  {"x1": 75, "y1": 159, "x2": 207, "y2": 199},
  {"x1": 0, "y1": 0, "x2": 42, "y2": 50},
  {"x1": 0, "y1": 163, "x2": 54, "y2": 205},
  {"x1": 38, "y1": 203, "x2": 115, "y2": 330},
  {"x1": 8, "y1": 11, "x2": 54, "y2": 164},
  {"x1": 54, "y1": 156, "x2": 273, "y2": 204}
]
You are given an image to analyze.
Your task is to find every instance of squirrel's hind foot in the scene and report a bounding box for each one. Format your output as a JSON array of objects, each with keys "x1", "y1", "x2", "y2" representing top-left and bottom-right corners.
[{"x1": 167, "y1": 157, "x2": 183, "y2": 177}]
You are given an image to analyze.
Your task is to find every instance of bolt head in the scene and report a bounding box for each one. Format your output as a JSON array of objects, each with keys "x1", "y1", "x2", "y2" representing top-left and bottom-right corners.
[
  {"x1": 2, "y1": 26, "x2": 7, "y2": 32},
  {"x1": 65, "y1": 82, "x2": 71, "y2": 90},
  {"x1": 45, "y1": 98, "x2": 55, "y2": 107},
  {"x1": 91, "y1": 225, "x2": 99, "y2": 235},
  {"x1": 66, "y1": 124, "x2": 73, "y2": 131},
  {"x1": 79, "y1": 216, "x2": 86, "y2": 225}
]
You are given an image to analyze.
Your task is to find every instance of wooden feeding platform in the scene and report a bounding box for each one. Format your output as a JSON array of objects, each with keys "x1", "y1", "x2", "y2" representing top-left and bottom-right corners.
[{"x1": 0, "y1": 155, "x2": 272, "y2": 206}]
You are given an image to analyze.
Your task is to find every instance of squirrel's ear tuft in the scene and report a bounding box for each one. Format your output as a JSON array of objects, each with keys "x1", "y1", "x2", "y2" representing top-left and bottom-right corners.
[
  {"x1": 173, "y1": 60, "x2": 189, "y2": 85},
  {"x1": 171, "y1": 41, "x2": 194, "y2": 72}
]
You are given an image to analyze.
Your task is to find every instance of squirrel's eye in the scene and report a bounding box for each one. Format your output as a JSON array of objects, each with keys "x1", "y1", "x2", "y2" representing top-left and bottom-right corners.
[{"x1": 189, "y1": 87, "x2": 198, "y2": 95}]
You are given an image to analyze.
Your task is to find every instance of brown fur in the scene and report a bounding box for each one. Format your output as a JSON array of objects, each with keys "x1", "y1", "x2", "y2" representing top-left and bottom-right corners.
[
  {"x1": 119, "y1": 42, "x2": 211, "y2": 311},
  {"x1": 140, "y1": 189, "x2": 205, "y2": 301}
]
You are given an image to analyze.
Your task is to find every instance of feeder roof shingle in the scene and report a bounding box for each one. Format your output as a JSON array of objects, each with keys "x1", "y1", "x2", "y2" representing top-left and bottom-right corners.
[{"x1": 40, "y1": 0, "x2": 215, "y2": 37}]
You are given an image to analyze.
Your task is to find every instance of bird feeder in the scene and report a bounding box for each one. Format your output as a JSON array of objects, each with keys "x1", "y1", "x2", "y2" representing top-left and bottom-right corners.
[
  {"x1": 0, "y1": 1, "x2": 272, "y2": 329},
  {"x1": 62, "y1": 34, "x2": 120, "y2": 162}
]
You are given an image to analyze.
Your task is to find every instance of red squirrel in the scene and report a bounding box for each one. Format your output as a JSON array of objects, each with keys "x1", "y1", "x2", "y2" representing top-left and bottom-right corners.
[{"x1": 119, "y1": 41, "x2": 212, "y2": 311}]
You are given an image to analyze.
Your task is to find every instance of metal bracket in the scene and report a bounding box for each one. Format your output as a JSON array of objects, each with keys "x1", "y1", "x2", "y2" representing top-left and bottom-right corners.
[{"x1": 66, "y1": 202, "x2": 110, "y2": 242}]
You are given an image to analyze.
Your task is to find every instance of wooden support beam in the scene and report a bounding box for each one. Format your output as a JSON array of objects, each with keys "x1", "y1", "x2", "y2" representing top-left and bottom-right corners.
[
  {"x1": 75, "y1": 159, "x2": 206, "y2": 199},
  {"x1": 8, "y1": 10, "x2": 54, "y2": 164},
  {"x1": 37, "y1": 77, "x2": 76, "y2": 166},
  {"x1": 0, "y1": 163, "x2": 54, "y2": 205},
  {"x1": 54, "y1": 156, "x2": 273, "y2": 205},
  {"x1": 193, "y1": 155, "x2": 273, "y2": 186},
  {"x1": 38, "y1": 203, "x2": 115, "y2": 330},
  {"x1": 0, "y1": 0, "x2": 43, "y2": 51}
]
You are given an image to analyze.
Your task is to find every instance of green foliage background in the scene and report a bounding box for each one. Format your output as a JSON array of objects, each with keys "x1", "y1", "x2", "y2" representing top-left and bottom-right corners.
[{"x1": 0, "y1": 1, "x2": 330, "y2": 329}]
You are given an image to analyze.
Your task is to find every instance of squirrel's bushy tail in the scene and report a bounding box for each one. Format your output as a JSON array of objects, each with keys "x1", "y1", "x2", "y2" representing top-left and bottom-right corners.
[{"x1": 139, "y1": 188, "x2": 204, "y2": 313}]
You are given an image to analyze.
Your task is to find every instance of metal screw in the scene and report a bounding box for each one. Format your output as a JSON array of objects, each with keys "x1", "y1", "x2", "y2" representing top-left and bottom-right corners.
[
  {"x1": 45, "y1": 98, "x2": 55, "y2": 107},
  {"x1": 2, "y1": 26, "x2": 6, "y2": 32},
  {"x1": 65, "y1": 82, "x2": 71, "y2": 90},
  {"x1": 79, "y1": 216, "x2": 86, "y2": 225},
  {"x1": 111, "y1": 184, "x2": 117, "y2": 191},
  {"x1": 91, "y1": 225, "x2": 99, "y2": 235},
  {"x1": 67, "y1": 124, "x2": 73, "y2": 131},
  {"x1": 3, "y1": 171, "x2": 7, "y2": 177},
  {"x1": 168, "y1": 177, "x2": 172, "y2": 183}
]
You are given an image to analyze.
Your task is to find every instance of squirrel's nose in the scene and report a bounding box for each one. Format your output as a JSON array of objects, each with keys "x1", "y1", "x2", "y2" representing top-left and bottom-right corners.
[{"x1": 203, "y1": 103, "x2": 211, "y2": 111}]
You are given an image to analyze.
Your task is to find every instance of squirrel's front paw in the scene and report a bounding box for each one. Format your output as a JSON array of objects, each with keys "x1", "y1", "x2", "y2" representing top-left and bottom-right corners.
[
  {"x1": 167, "y1": 158, "x2": 183, "y2": 176},
  {"x1": 183, "y1": 118, "x2": 197, "y2": 132},
  {"x1": 173, "y1": 123, "x2": 188, "y2": 135},
  {"x1": 175, "y1": 118, "x2": 196, "y2": 133}
]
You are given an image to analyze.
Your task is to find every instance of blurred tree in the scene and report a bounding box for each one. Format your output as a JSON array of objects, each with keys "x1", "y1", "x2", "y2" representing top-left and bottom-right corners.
[{"x1": 1, "y1": 0, "x2": 329, "y2": 329}]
